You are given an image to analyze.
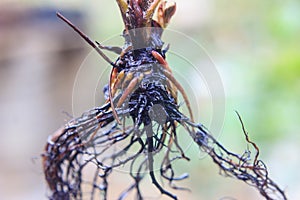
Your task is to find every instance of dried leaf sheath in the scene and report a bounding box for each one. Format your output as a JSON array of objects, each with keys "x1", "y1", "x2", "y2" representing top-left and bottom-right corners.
[{"x1": 43, "y1": 1, "x2": 287, "y2": 200}]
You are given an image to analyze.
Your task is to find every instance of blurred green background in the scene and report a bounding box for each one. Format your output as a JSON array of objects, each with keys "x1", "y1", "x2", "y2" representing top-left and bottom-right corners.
[{"x1": 0, "y1": 0, "x2": 299, "y2": 199}]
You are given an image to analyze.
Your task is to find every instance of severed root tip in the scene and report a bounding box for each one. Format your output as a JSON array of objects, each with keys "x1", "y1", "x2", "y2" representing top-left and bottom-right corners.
[{"x1": 56, "y1": 12, "x2": 115, "y2": 67}]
